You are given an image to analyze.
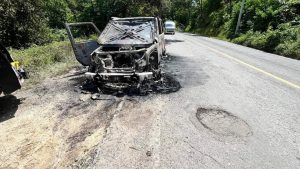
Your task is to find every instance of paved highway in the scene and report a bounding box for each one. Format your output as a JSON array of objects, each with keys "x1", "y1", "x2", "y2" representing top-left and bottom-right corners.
[{"x1": 92, "y1": 32, "x2": 300, "y2": 169}]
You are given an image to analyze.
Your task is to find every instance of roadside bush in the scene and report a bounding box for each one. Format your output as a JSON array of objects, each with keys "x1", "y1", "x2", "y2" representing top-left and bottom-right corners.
[
  {"x1": 275, "y1": 35, "x2": 300, "y2": 60},
  {"x1": 10, "y1": 41, "x2": 79, "y2": 85},
  {"x1": 232, "y1": 23, "x2": 300, "y2": 59},
  {"x1": 275, "y1": 22, "x2": 300, "y2": 59},
  {"x1": 11, "y1": 41, "x2": 69, "y2": 66},
  {"x1": 48, "y1": 29, "x2": 69, "y2": 42},
  {"x1": 232, "y1": 29, "x2": 280, "y2": 52}
]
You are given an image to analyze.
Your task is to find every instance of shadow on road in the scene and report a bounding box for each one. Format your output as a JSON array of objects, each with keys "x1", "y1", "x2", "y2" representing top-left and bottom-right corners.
[
  {"x1": 181, "y1": 32, "x2": 209, "y2": 38},
  {"x1": 165, "y1": 39, "x2": 184, "y2": 45},
  {"x1": 163, "y1": 53, "x2": 210, "y2": 88},
  {"x1": 0, "y1": 95, "x2": 22, "y2": 123}
]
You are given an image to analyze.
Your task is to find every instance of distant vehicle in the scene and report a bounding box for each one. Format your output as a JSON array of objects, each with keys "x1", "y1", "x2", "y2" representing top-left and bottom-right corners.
[
  {"x1": 65, "y1": 17, "x2": 166, "y2": 91},
  {"x1": 0, "y1": 43, "x2": 27, "y2": 95},
  {"x1": 164, "y1": 21, "x2": 176, "y2": 35}
]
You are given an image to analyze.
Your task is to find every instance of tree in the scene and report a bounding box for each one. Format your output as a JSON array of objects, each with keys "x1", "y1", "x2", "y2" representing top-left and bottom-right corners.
[
  {"x1": 0, "y1": 0, "x2": 50, "y2": 48},
  {"x1": 44, "y1": 0, "x2": 73, "y2": 28}
]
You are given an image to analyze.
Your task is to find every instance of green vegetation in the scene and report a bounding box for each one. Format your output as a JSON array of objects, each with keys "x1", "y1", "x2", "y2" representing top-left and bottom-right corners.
[
  {"x1": 10, "y1": 41, "x2": 79, "y2": 85},
  {"x1": 0, "y1": 0, "x2": 299, "y2": 86},
  {"x1": 0, "y1": 0, "x2": 166, "y2": 48},
  {"x1": 0, "y1": 0, "x2": 50, "y2": 48},
  {"x1": 228, "y1": 0, "x2": 300, "y2": 59},
  {"x1": 0, "y1": 0, "x2": 166, "y2": 85},
  {"x1": 179, "y1": 0, "x2": 300, "y2": 59}
]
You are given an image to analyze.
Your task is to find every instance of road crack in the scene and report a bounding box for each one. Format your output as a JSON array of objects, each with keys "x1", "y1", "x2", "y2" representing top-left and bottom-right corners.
[{"x1": 182, "y1": 140, "x2": 225, "y2": 168}]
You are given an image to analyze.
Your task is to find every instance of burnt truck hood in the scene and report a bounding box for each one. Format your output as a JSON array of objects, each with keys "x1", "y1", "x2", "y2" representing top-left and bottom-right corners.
[{"x1": 98, "y1": 19, "x2": 155, "y2": 47}]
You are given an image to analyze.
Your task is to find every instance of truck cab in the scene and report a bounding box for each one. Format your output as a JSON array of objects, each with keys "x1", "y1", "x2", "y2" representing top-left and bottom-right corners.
[{"x1": 66, "y1": 17, "x2": 166, "y2": 90}]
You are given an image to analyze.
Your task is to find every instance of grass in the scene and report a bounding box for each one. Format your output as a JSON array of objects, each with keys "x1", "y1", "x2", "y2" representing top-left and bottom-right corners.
[
  {"x1": 186, "y1": 27, "x2": 300, "y2": 60},
  {"x1": 9, "y1": 41, "x2": 80, "y2": 87}
]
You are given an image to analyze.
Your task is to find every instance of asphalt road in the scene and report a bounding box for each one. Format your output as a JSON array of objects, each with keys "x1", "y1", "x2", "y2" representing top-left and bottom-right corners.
[
  {"x1": 92, "y1": 32, "x2": 300, "y2": 169},
  {"x1": 2, "y1": 32, "x2": 300, "y2": 169}
]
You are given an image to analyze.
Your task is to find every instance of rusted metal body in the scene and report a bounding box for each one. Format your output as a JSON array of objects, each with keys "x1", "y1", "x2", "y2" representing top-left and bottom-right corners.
[{"x1": 66, "y1": 17, "x2": 166, "y2": 90}]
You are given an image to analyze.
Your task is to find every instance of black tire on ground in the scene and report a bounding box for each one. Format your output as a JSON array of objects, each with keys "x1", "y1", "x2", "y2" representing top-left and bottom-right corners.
[{"x1": 163, "y1": 50, "x2": 167, "y2": 56}]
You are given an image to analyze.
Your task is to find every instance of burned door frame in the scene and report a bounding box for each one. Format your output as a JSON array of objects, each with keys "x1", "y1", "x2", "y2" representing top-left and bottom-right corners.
[
  {"x1": 65, "y1": 22, "x2": 101, "y2": 66},
  {"x1": 157, "y1": 18, "x2": 166, "y2": 56}
]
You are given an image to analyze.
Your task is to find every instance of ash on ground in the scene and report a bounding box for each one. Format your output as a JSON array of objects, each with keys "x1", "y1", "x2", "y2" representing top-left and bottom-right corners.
[{"x1": 79, "y1": 73, "x2": 181, "y2": 99}]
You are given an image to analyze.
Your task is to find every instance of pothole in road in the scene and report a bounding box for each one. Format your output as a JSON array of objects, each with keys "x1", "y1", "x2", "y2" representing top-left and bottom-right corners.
[{"x1": 196, "y1": 108, "x2": 253, "y2": 138}]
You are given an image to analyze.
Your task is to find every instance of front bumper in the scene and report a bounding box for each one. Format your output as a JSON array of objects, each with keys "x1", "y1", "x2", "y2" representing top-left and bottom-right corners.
[
  {"x1": 165, "y1": 29, "x2": 175, "y2": 33},
  {"x1": 85, "y1": 72, "x2": 154, "y2": 90},
  {"x1": 86, "y1": 72, "x2": 153, "y2": 83}
]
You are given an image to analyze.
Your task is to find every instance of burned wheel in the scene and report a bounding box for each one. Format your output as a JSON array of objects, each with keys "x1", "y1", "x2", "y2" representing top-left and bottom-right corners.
[{"x1": 153, "y1": 75, "x2": 181, "y2": 94}]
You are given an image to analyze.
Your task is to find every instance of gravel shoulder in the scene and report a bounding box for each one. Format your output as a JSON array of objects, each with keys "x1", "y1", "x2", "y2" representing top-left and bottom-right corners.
[{"x1": 0, "y1": 68, "x2": 122, "y2": 168}]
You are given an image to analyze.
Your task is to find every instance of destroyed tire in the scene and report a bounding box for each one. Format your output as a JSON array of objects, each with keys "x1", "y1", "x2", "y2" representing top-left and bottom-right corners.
[{"x1": 154, "y1": 75, "x2": 181, "y2": 94}]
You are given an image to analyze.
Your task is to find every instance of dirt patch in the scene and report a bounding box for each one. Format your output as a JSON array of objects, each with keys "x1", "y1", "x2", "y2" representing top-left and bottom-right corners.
[
  {"x1": 0, "y1": 55, "x2": 180, "y2": 168},
  {"x1": 0, "y1": 69, "x2": 123, "y2": 169},
  {"x1": 196, "y1": 108, "x2": 253, "y2": 138}
]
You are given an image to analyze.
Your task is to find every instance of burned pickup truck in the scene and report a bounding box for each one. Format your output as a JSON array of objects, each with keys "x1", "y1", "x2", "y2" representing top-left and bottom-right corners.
[{"x1": 66, "y1": 17, "x2": 166, "y2": 91}]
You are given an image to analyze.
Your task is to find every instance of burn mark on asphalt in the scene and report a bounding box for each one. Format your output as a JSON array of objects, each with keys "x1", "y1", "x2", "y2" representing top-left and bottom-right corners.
[
  {"x1": 163, "y1": 54, "x2": 210, "y2": 88},
  {"x1": 66, "y1": 118, "x2": 102, "y2": 151},
  {"x1": 63, "y1": 99, "x2": 118, "y2": 151},
  {"x1": 165, "y1": 39, "x2": 184, "y2": 45},
  {"x1": 196, "y1": 108, "x2": 253, "y2": 139},
  {"x1": 67, "y1": 52, "x2": 182, "y2": 98},
  {"x1": 78, "y1": 73, "x2": 181, "y2": 97}
]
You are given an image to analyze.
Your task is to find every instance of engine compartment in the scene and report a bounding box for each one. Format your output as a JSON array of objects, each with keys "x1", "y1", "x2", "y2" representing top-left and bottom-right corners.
[{"x1": 65, "y1": 17, "x2": 165, "y2": 91}]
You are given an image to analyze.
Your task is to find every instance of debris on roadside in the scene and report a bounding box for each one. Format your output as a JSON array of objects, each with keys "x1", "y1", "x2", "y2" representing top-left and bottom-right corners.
[
  {"x1": 146, "y1": 151, "x2": 152, "y2": 157},
  {"x1": 78, "y1": 73, "x2": 181, "y2": 98}
]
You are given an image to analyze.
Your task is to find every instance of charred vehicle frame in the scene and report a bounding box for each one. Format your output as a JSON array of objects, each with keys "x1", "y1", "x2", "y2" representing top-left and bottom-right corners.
[{"x1": 65, "y1": 17, "x2": 166, "y2": 91}]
